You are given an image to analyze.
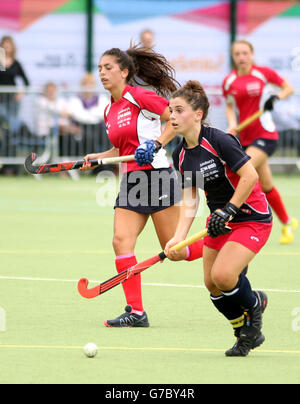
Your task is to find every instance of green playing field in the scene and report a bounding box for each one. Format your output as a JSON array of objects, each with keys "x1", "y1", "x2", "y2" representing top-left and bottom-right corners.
[{"x1": 0, "y1": 174, "x2": 299, "y2": 384}]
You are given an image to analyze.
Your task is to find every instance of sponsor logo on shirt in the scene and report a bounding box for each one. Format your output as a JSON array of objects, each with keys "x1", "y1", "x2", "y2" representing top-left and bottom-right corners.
[
  {"x1": 246, "y1": 81, "x2": 261, "y2": 97},
  {"x1": 117, "y1": 107, "x2": 132, "y2": 128},
  {"x1": 199, "y1": 159, "x2": 219, "y2": 182}
]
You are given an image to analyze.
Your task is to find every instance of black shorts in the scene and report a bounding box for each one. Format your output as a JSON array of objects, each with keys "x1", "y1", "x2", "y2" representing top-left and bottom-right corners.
[
  {"x1": 115, "y1": 168, "x2": 182, "y2": 214},
  {"x1": 244, "y1": 138, "x2": 278, "y2": 157}
]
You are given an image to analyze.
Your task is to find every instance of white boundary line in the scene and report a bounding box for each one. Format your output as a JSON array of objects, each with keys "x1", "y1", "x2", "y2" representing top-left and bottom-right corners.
[{"x1": 0, "y1": 275, "x2": 300, "y2": 294}]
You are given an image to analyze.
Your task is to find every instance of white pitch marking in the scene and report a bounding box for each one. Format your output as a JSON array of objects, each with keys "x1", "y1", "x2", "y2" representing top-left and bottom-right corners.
[{"x1": 0, "y1": 275, "x2": 299, "y2": 294}]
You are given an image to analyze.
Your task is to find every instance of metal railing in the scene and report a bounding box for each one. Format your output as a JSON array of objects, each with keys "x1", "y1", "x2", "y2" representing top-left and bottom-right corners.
[{"x1": 0, "y1": 87, "x2": 299, "y2": 172}]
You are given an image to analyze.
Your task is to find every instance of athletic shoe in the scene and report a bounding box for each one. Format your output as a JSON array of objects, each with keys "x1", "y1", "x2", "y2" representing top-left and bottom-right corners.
[
  {"x1": 242, "y1": 290, "x2": 268, "y2": 336},
  {"x1": 280, "y1": 218, "x2": 298, "y2": 244},
  {"x1": 225, "y1": 332, "x2": 265, "y2": 357},
  {"x1": 104, "y1": 305, "x2": 150, "y2": 328},
  {"x1": 226, "y1": 291, "x2": 268, "y2": 357}
]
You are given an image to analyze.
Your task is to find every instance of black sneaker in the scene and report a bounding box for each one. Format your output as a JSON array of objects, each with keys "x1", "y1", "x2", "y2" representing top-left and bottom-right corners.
[
  {"x1": 104, "y1": 305, "x2": 150, "y2": 328},
  {"x1": 225, "y1": 332, "x2": 265, "y2": 357},
  {"x1": 242, "y1": 290, "x2": 268, "y2": 338},
  {"x1": 226, "y1": 291, "x2": 268, "y2": 357}
]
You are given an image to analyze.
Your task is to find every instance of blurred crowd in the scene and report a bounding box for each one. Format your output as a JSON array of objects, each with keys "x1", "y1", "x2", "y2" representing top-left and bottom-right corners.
[
  {"x1": 0, "y1": 35, "x2": 111, "y2": 175},
  {"x1": 0, "y1": 31, "x2": 300, "y2": 175}
]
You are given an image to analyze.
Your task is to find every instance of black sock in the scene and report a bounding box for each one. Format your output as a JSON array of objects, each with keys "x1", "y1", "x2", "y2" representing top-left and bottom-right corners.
[
  {"x1": 221, "y1": 273, "x2": 257, "y2": 311},
  {"x1": 210, "y1": 294, "x2": 245, "y2": 331}
]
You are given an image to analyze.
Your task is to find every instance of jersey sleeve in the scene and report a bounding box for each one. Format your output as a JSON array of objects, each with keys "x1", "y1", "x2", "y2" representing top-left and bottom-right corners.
[
  {"x1": 222, "y1": 76, "x2": 228, "y2": 98},
  {"x1": 259, "y1": 66, "x2": 285, "y2": 87},
  {"x1": 131, "y1": 87, "x2": 169, "y2": 117},
  {"x1": 214, "y1": 130, "x2": 250, "y2": 172},
  {"x1": 172, "y1": 143, "x2": 193, "y2": 189}
]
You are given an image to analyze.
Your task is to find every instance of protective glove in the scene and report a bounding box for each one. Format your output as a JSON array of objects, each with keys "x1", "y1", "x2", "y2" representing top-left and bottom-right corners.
[
  {"x1": 263, "y1": 95, "x2": 279, "y2": 112},
  {"x1": 207, "y1": 202, "x2": 239, "y2": 238},
  {"x1": 134, "y1": 140, "x2": 162, "y2": 166}
]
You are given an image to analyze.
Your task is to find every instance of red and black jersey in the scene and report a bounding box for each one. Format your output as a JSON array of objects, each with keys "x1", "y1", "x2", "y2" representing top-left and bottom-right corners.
[
  {"x1": 104, "y1": 84, "x2": 170, "y2": 173},
  {"x1": 172, "y1": 125, "x2": 272, "y2": 223},
  {"x1": 222, "y1": 65, "x2": 284, "y2": 146}
]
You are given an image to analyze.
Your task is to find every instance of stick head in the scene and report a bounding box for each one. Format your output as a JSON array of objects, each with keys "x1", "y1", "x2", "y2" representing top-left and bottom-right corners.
[
  {"x1": 24, "y1": 153, "x2": 38, "y2": 174},
  {"x1": 77, "y1": 278, "x2": 100, "y2": 299}
]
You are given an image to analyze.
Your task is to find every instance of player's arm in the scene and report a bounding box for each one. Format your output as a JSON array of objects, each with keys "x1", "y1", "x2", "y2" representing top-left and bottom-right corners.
[
  {"x1": 134, "y1": 106, "x2": 176, "y2": 165},
  {"x1": 165, "y1": 187, "x2": 199, "y2": 259},
  {"x1": 81, "y1": 147, "x2": 119, "y2": 170},
  {"x1": 264, "y1": 79, "x2": 294, "y2": 111},
  {"x1": 207, "y1": 160, "x2": 258, "y2": 238},
  {"x1": 230, "y1": 160, "x2": 259, "y2": 208},
  {"x1": 277, "y1": 79, "x2": 294, "y2": 100},
  {"x1": 225, "y1": 100, "x2": 238, "y2": 136}
]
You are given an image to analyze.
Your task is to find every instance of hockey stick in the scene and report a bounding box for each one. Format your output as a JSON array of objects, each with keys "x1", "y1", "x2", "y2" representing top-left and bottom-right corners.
[
  {"x1": 235, "y1": 110, "x2": 264, "y2": 132},
  {"x1": 24, "y1": 153, "x2": 135, "y2": 175},
  {"x1": 77, "y1": 228, "x2": 208, "y2": 299}
]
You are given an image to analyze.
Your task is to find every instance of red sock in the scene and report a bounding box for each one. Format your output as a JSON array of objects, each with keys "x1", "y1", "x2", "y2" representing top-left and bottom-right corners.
[
  {"x1": 115, "y1": 254, "x2": 144, "y2": 312},
  {"x1": 186, "y1": 239, "x2": 204, "y2": 261},
  {"x1": 265, "y1": 187, "x2": 290, "y2": 224}
]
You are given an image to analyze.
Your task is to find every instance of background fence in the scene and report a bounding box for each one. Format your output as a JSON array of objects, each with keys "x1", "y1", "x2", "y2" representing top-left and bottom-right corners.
[{"x1": 0, "y1": 86, "x2": 299, "y2": 173}]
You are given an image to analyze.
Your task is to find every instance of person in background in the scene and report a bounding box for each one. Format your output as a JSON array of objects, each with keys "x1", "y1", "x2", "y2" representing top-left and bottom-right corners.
[
  {"x1": 0, "y1": 36, "x2": 29, "y2": 172},
  {"x1": 36, "y1": 82, "x2": 80, "y2": 139},
  {"x1": 139, "y1": 29, "x2": 155, "y2": 49},
  {"x1": 222, "y1": 39, "x2": 297, "y2": 245},
  {"x1": 67, "y1": 73, "x2": 109, "y2": 155},
  {"x1": 0, "y1": 36, "x2": 29, "y2": 133}
]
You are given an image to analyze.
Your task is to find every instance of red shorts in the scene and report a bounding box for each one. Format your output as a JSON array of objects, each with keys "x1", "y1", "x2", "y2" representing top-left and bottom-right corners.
[{"x1": 204, "y1": 221, "x2": 273, "y2": 253}]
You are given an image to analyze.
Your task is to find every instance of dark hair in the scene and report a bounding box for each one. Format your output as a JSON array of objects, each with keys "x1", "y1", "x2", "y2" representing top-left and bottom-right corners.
[
  {"x1": 171, "y1": 80, "x2": 210, "y2": 122},
  {"x1": 102, "y1": 43, "x2": 179, "y2": 97}
]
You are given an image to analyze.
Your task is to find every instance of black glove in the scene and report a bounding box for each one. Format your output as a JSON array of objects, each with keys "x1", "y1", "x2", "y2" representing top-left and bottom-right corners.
[
  {"x1": 207, "y1": 202, "x2": 239, "y2": 238},
  {"x1": 263, "y1": 95, "x2": 279, "y2": 112}
]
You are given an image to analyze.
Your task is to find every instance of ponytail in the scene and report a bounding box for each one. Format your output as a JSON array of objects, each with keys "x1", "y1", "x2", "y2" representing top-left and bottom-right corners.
[
  {"x1": 102, "y1": 43, "x2": 179, "y2": 98},
  {"x1": 171, "y1": 80, "x2": 210, "y2": 122}
]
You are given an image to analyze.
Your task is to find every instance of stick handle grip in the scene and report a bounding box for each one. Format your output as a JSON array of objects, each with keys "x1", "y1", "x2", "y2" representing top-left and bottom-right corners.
[
  {"x1": 98, "y1": 155, "x2": 135, "y2": 165},
  {"x1": 170, "y1": 229, "x2": 208, "y2": 252},
  {"x1": 236, "y1": 110, "x2": 264, "y2": 132}
]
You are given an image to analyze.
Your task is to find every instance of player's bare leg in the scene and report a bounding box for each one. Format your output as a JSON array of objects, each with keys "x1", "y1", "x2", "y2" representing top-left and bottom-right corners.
[
  {"x1": 104, "y1": 208, "x2": 150, "y2": 328},
  {"x1": 151, "y1": 205, "x2": 187, "y2": 260},
  {"x1": 152, "y1": 205, "x2": 204, "y2": 262}
]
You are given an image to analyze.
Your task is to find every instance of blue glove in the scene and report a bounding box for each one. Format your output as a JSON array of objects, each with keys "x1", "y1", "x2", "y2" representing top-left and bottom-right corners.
[{"x1": 135, "y1": 140, "x2": 162, "y2": 166}]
